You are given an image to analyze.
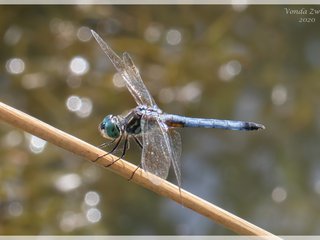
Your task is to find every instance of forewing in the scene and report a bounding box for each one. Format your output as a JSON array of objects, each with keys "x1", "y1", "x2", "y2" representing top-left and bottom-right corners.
[
  {"x1": 123, "y1": 52, "x2": 156, "y2": 107},
  {"x1": 140, "y1": 117, "x2": 171, "y2": 180},
  {"x1": 91, "y1": 30, "x2": 156, "y2": 107}
]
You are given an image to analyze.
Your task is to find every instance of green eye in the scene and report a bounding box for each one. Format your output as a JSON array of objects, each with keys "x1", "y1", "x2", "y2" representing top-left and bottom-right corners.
[{"x1": 99, "y1": 115, "x2": 120, "y2": 139}]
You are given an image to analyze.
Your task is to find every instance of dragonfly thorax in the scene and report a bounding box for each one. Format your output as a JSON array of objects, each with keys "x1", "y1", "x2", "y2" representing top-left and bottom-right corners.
[
  {"x1": 123, "y1": 105, "x2": 163, "y2": 136},
  {"x1": 137, "y1": 105, "x2": 162, "y2": 115},
  {"x1": 99, "y1": 115, "x2": 121, "y2": 139}
]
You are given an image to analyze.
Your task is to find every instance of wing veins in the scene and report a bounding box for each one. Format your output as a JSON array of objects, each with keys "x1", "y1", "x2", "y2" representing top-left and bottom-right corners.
[{"x1": 92, "y1": 30, "x2": 156, "y2": 107}]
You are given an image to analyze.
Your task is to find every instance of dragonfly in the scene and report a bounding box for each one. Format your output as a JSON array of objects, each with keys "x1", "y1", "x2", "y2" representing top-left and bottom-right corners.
[{"x1": 91, "y1": 30, "x2": 265, "y2": 188}]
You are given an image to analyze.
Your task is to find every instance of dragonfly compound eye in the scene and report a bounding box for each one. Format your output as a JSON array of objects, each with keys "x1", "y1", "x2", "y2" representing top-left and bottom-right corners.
[{"x1": 99, "y1": 115, "x2": 120, "y2": 139}]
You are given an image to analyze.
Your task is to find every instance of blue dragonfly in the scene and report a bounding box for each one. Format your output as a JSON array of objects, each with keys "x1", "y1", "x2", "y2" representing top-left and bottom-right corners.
[{"x1": 91, "y1": 30, "x2": 265, "y2": 187}]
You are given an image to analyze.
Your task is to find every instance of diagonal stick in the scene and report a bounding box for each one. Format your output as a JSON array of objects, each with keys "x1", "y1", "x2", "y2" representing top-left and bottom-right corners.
[{"x1": 0, "y1": 101, "x2": 280, "y2": 239}]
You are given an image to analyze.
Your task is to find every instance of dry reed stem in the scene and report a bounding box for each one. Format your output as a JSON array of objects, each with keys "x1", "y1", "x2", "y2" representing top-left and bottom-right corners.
[{"x1": 0, "y1": 101, "x2": 281, "y2": 239}]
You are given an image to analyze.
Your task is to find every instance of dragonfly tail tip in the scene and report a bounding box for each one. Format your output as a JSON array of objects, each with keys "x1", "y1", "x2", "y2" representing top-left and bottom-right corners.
[
  {"x1": 246, "y1": 122, "x2": 265, "y2": 130},
  {"x1": 256, "y1": 123, "x2": 266, "y2": 130}
]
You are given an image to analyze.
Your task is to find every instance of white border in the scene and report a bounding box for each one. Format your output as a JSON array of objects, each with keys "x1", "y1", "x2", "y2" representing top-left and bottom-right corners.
[{"x1": 0, "y1": 1, "x2": 318, "y2": 238}]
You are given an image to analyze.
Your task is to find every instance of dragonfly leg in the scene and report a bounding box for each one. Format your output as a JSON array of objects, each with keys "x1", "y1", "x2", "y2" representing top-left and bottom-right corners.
[
  {"x1": 128, "y1": 162, "x2": 142, "y2": 181},
  {"x1": 132, "y1": 135, "x2": 143, "y2": 149},
  {"x1": 126, "y1": 136, "x2": 143, "y2": 181},
  {"x1": 103, "y1": 135, "x2": 128, "y2": 168},
  {"x1": 93, "y1": 135, "x2": 123, "y2": 162}
]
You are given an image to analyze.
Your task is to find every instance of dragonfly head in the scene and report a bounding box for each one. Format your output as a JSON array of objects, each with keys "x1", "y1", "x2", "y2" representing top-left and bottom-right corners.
[{"x1": 99, "y1": 115, "x2": 121, "y2": 139}]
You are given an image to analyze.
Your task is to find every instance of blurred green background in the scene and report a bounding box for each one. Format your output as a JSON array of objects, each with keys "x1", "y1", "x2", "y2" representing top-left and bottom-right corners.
[{"x1": 1, "y1": 5, "x2": 320, "y2": 235}]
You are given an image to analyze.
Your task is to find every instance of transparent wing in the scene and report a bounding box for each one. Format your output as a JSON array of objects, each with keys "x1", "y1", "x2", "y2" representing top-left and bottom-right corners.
[
  {"x1": 141, "y1": 118, "x2": 171, "y2": 179},
  {"x1": 168, "y1": 128, "x2": 182, "y2": 187},
  {"x1": 91, "y1": 30, "x2": 156, "y2": 107},
  {"x1": 141, "y1": 116, "x2": 182, "y2": 187},
  {"x1": 122, "y1": 52, "x2": 157, "y2": 107}
]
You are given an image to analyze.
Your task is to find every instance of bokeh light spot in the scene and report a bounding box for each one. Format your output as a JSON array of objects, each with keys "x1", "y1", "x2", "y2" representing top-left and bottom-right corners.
[
  {"x1": 55, "y1": 173, "x2": 82, "y2": 192},
  {"x1": 159, "y1": 88, "x2": 175, "y2": 104},
  {"x1": 76, "y1": 97, "x2": 93, "y2": 118},
  {"x1": 272, "y1": 186, "x2": 287, "y2": 203},
  {"x1": 27, "y1": 135, "x2": 47, "y2": 154},
  {"x1": 3, "y1": 130, "x2": 23, "y2": 147},
  {"x1": 21, "y1": 73, "x2": 47, "y2": 89},
  {"x1": 66, "y1": 95, "x2": 93, "y2": 118},
  {"x1": 66, "y1": 95, "x2": 82, "y2": 112},
  {"x1": 166, "y1": 29, "x2": 182, "y2": 46},
  {"x1": 177, "y1": 82, "x2": 202, "y2": 103},
  {"x1": 69, "y1": 56, "x2": 89, "y2": 76},
  {"x1": 8, "y1": 202, "x2": 23, "y2": 217},
  {"x1": 4, "y1": 25, "x2": 22, "y2": 46},
  {"x1": 86, "y1": 208, "x2": 101, "y2": 223},
  {"x1": 77, "y1": 26, "x2": 92, "y2": 42},
  {"x1": 144, "y1": 24, "x2": 162, "y2": 43},
  {"x1": 6, "y1": 58, "x2": 25, "y2": 75},
  {"x1": 218, "y1": 60, "x2": 242, "y2": 82},
  {"x1": 84, "y1": 191, "x2": 100, "y2": 207},
  {"x1": 112, "y1": 73, "x2": 126, "y2": 88},
  {"x1": 271, "y1": 84, "x2": 287, "y2": 106}
]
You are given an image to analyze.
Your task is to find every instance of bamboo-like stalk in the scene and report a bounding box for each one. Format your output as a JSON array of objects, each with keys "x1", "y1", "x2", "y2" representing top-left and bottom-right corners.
[{"x1": 0, "y1": 101, "x2": 280, "y2": 239}]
